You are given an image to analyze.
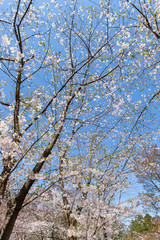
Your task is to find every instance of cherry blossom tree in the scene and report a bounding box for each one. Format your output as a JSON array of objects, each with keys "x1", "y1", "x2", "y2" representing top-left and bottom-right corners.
[
  {"x1": 0, "y1": 0, "x2": 133, "y2": 239},
  {"x1": 0, "y1": 0, "x2": 159, "y2": 240},
  {"x1": 120, "y1": 0, "x2": 160, "y2": 213}
]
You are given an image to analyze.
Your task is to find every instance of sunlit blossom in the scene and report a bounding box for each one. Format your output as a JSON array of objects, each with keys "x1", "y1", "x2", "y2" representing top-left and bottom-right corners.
[{"x1": 2, "y1": 34, "x2": 10, "y2": 46}]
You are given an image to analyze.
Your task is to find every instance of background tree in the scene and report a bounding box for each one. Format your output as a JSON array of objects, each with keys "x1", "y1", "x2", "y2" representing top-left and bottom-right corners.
[
  {"x1": 129, "y1": 214, "x2": 153, "y2": 236},
  {"x1": 120, "y1": 0, "x2": 160, "y2": 214},
  {"x1": 133, "y1": 145, "x2": 160, "y2": 213},
  {"x1": 128, "y1": 214, "x2": 160, "y2": 240},
  {"x1": 0, "y1": 0, "x2": 134, "y2": 239}
]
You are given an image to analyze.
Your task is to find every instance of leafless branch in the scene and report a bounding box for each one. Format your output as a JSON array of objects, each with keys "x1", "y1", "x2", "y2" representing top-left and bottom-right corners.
[{"x1": 0, "y1": 101, "x2": 10, "y2": 107}]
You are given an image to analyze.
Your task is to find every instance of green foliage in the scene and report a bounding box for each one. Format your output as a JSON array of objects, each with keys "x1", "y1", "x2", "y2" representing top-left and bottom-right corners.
[{"x1": 129, "y1": 214, "x2": 154, "y2": 236}]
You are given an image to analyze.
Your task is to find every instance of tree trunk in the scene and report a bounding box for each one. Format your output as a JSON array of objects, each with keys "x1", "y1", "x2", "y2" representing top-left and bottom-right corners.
[
  {"x1": 0, "y1": 168, "x2": 41, "y2": 240},
  {"x1": 0, "y1": 109, "x2": 66, "y2": 240},
  {"x1": 0, "y1": 201, "x2": 21, "y2": 240}
]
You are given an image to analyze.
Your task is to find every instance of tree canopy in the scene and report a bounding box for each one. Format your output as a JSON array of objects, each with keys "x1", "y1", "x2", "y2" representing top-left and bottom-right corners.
[
  {"x1": 128, "y1": 214, "x2": 160, "y2": 240},
  {"x1": 0, "y1": 0, "x2": 160, "y2": 239}
]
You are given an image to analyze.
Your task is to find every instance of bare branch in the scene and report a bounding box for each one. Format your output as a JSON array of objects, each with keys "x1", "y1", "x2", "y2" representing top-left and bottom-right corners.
[
  {"x1": 0, "y1": 57, "x2": 15, "y2": 62},
  {"x1": 18, "y1": 0, "x2": 32, "y2": 27},
  {"x1": 126, "y1": 0, "x2": 160, "y2": 39},
  {"x1": 0, "y1": 101, "x2": 10, "y2": 107},
  {"x1": 0, "y1": 19, "x2": 12, "y2": 24},
  {"x1": 129, "y1": 90, "x2": 160, "y2": 137}
]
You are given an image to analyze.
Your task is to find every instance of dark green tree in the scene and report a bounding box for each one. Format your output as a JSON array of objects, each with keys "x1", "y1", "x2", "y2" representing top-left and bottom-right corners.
[
  {"x1": 143, "y1": 214, "x2": 153, "y2": 233},
  {"x1": 129, "y1": 214, "x2": 154, "y2": 237}
]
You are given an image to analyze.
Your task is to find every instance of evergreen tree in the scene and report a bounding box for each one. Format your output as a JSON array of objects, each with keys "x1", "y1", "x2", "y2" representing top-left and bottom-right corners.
[{"x1": 129, "y1": 214, "x2": 154, "y2": 237}]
